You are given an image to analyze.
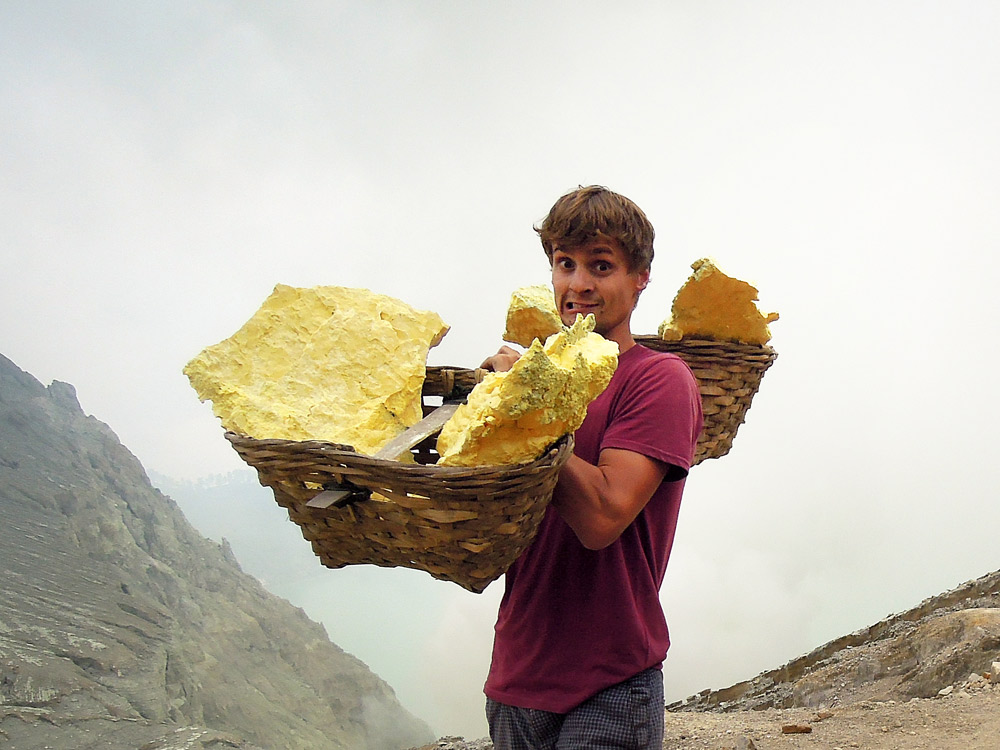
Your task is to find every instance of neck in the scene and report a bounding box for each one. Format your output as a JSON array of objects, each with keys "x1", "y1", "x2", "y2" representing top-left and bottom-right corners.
[
  {"x1": 615, "y1": 334, "x2": 636, "y2": 355},
  {"x1": 602, "y1": 322, "x2": 636, "y2": 354}
]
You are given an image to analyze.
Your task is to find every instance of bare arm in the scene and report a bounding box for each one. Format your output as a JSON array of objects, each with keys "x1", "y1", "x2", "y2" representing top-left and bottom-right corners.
[
  {"x1": 480, "y1": 345, "x2": 521, "y2": 372},
  {"x1": 551, "y1": 448, "x2": 668, "y2": 550}
]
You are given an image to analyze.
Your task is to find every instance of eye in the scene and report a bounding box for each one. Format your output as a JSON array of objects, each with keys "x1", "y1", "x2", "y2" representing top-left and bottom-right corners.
[{"x1": 594, "y1": 260, "x2": 613, "y2": 273}]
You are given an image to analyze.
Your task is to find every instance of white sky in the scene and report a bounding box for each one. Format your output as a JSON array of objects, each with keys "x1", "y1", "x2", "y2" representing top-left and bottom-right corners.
[{"x1": 4, "y1": 0, "x2": 1000, "y2": 740}]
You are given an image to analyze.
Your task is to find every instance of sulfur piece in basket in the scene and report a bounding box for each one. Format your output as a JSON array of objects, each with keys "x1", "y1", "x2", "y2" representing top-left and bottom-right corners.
[
  {"x1": 183, "y1": 284, "x2": 449, "y2": 454},
  {"x1": 502, "y1": 284, "x2": 564, "y2": 348},
  {"x1": 436, "y1": 314, "x2": 617, "y2": 467},
  {"x1": 658, "y1": 258, "x2": 779, "y2": 345}
]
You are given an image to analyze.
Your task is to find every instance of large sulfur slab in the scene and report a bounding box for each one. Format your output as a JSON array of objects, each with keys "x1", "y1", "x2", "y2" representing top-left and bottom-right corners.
[
  {"x1": 502, "y1": 284, "x2": 563, "y2": 348},
  {"x1": 436, "y1": 314, "x2": 618, "y2": 467},
  {"x1": 184, "y1": 284, "x2": 449, "y2": 454},
  {"x1": 659, "y1": 258, "x2": 779, "y2": 345}
]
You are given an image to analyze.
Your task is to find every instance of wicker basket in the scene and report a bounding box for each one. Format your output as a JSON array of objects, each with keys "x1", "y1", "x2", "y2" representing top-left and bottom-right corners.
[
  {"x1": 634, "y1": 335, "x2": 777, "y2": 465},
  {"x1": 225, "y1": 336, "x2": 775, "y2": 592},
  {"x1": 225, "y1": 421, "x2": 572, "y2": 593}
]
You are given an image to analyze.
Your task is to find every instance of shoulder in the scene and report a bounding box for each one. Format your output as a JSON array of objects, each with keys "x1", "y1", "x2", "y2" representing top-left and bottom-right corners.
[
  {"x1": 616, "y1": 345, "x2": 698, "y2": 391},
  {"x1": 599, "y1": 345, "x2": 704, "y2": 475},
  {"x1": 603, "y1": 345, "x2": 702, "y2": 420}
]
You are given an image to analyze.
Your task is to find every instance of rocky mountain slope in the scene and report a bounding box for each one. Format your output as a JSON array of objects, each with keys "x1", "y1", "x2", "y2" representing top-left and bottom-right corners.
[
  {"x1": 0, "y1": 353, "x2": 434, "y2": 750},
  {"x1": 657, "y1": 568, "x2": 1000, "y2": 748},
  {"x1": 671, "y1": 568, "x2": 1000, "y2": 713}
]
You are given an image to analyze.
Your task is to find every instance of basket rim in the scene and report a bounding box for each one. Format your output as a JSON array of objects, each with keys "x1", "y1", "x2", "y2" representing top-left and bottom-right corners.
[
  {"x1": 424, "y1": 336, "x2": 777, "y2": 383},
  {"x1": 224, "y1": 429, "x2": 575, "y2": 477},
  {"x1": 632, "y1": 334, "x2": 777, "y2": 355}
]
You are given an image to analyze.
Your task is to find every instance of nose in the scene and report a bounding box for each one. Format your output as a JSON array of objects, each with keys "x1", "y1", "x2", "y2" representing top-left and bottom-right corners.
[{"x1": 567, "y1": 266, "x2": 595, "y2": 294}]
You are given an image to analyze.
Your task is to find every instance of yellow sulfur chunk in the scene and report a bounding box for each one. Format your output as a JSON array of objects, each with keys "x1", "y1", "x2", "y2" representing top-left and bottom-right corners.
[
  {"x1": 183, "y1": 284, "x2": 449, "y2": 454},
  {"x1": 502, "y1": 284, "x2": 563, "y2": 347},
  {"x1": 436, "y1": 314, "x2": 618, "y2": 467},
  {"x1": 659, "y1": 258, "x2": 779, "y2": 345}
]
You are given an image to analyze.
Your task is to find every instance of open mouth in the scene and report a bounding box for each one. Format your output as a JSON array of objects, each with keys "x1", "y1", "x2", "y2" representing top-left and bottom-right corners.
[{"x1": 565, "y1": 301, "x2": 598, "y2": 313}]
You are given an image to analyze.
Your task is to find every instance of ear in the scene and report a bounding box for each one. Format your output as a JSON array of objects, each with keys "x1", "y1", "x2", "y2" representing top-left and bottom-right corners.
[
  {"x1": 635, "y1": 269, "x2": 650, "y2": 293},
  {"x1": 631, "y1": 269, "x2": 650, "y2": 310}
]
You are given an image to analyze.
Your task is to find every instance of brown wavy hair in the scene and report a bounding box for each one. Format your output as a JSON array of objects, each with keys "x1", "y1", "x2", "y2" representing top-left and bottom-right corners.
[{"x1": 535, "y1": 185, "x2": 655, "y2": 273}]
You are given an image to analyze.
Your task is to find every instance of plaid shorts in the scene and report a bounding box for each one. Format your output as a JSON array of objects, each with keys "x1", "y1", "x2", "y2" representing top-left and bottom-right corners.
[{"x1": 485, "y1": 667, "x2": 664, "y2": 750}]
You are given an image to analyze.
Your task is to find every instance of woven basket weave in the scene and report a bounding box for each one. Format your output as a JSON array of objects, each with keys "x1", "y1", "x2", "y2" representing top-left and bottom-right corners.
[
  {"x1": 633, "y1": 335, "x2": 777, "y2": 464},
  {"x1": 225, "y1": 336, "x2": 775, "y2": 592},
  {"x1": 225, "y1": 423, "x2": 572, "y2": 593}
]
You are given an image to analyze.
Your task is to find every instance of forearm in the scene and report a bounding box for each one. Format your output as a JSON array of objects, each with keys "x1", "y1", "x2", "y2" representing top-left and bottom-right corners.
[
  {"x1": 551, "y1": 457, "x2": 628, "y2": 550},
  {"x1": 551, "y1": 450, "x2": 666, "y2": 550}
]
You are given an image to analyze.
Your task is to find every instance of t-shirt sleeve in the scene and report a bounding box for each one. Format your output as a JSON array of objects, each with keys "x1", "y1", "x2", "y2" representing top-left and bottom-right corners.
[{"x1": 600, "y1": 354, "x2": 703, "y2": 481}]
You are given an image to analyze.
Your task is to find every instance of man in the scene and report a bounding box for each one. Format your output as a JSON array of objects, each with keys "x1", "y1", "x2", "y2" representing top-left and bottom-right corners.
[{"x1": 482, "y1": 186, "x2": 704, "y2": 749}]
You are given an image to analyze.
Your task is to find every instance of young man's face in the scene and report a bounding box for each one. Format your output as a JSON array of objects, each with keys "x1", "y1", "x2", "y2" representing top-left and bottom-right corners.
[{"x1": 550, "y1": 235, "x2": 649, "y2": 346}]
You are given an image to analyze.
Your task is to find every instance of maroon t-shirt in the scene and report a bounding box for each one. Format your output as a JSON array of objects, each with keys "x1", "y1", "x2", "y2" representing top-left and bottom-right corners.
[{"x1": 484, "y1": 344, "x2": 703, "y2": 713}]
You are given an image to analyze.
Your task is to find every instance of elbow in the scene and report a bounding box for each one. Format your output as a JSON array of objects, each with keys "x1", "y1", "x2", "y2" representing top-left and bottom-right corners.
[
  {"x1": 571, "y1": 516, "x2": 628, "y2": 551},
  {"x1": 578, "y1": 533, "x2": 616, "y2": 551},
  {"x1": 551, "y1": 463, "x2": 637, "y2": 549}
]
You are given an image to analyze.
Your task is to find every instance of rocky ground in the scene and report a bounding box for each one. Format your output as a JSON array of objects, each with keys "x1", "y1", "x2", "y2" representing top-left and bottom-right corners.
[
  {"x1": 414, "y1": 678, "x2": 1000, "y2": 749},
  {"x1": 662, "y1": 680, "x2": 1000, "y2": 749}
]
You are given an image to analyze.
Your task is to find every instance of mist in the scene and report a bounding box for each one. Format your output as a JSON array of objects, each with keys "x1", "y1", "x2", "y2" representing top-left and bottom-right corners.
[{"x1": 5, "y1": 0, "x2": 1000, "y2": 740}]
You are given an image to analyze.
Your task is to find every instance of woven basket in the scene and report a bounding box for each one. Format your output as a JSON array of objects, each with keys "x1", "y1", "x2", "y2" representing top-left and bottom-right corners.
[
  {"x1": 225, "y1": 414, "x2": 572, "y2": 593},
  {"x1": 225, "y1": 336, "x2": 775, "y2": 592},
  {"x1": 633, "y1": 335, "x2": 777, "y2": 465}
]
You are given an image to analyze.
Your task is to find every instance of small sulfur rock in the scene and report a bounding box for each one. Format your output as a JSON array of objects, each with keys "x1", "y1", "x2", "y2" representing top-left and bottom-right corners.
[
  {"x1": 659, "y1": 257, "x2": 778, "y2": 344},
  {"x1": 502, "y1": 285, "x2": 563, "y2": 347}
]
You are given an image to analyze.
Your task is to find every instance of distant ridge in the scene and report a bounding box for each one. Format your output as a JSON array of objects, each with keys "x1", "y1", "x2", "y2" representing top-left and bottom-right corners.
[
  {"x1": 0, "y1": 353, "x2": 434, "y2": 749},
  {"x1": 671, "y1": 567, "x2": 1000, "y2": 713}
]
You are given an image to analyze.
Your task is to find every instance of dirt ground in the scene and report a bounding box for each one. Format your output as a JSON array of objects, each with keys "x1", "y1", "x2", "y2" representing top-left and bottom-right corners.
[{"x1": 663, "y1": 683, "x2": 1000, "y2": 749}]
